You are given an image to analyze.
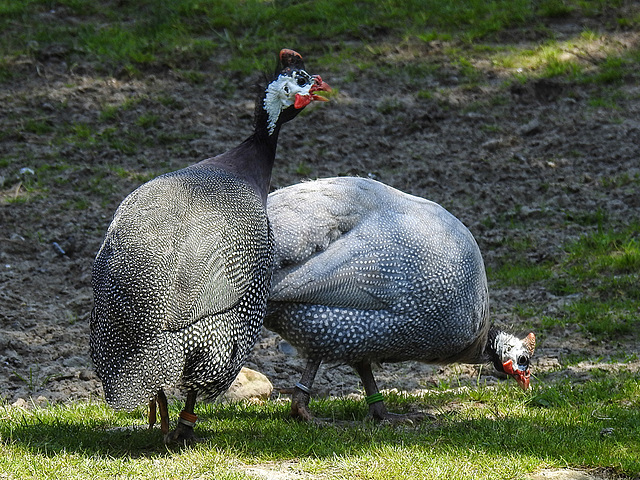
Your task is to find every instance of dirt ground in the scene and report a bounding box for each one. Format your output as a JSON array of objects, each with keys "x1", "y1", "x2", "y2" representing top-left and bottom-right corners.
[{"x1": 1, "y1": 16, "x2": 639, "y2": 419}]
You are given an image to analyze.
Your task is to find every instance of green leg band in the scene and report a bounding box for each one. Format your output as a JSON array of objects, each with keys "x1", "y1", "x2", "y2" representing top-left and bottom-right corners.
[{"x1": 366, "y1": 392, "x2": 384, "y2": 405}]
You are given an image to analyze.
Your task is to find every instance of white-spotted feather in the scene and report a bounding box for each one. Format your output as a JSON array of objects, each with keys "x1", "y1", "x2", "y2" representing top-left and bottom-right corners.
[{"x1": 265, "y1": 177, "x2": 490, "y2": 364}]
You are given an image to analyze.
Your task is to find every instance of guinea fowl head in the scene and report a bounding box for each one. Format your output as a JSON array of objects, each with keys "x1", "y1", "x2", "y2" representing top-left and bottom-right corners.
[
  {"x1": 207, "y1": 49, "x2": 330, "y2": 203},
  {"x1": 487, "y1": 329, "x2": 536, "y2": 390},
  {"x1": 260, "y1": 48, "x2": 331, "y2": 137}
]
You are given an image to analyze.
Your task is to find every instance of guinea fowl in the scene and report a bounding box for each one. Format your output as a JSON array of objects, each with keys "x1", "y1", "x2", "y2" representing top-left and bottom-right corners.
[
  {"x1": 90, "y1": 49, "x2": 331, "y2": 443},
  {"x1": 265, "y1": 177, "x2": 536, "y2": 422}
]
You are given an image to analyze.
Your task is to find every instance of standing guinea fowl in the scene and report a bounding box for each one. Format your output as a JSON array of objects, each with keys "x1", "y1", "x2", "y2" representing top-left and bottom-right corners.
[
  {"x1": 265, "y1": 177, "x2": 535, "y2": 422},
  {"x1": 90, "y1": 49, "x2": 331, "y2": 443}
]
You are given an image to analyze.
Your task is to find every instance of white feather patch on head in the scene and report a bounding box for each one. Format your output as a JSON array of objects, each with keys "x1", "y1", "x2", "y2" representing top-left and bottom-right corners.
[
  {"x1": 494, "y1": 331, "x2": 530, "y2": 370},
  {"x1": 264, "y1": 71, "x2": 315, "y2": 135}
]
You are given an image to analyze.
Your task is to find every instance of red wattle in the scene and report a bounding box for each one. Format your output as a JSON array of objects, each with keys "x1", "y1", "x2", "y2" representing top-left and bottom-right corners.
[
  {"x1": 294, "y1": 94, "x2": 311, "y2": 109},
  {"x1": 502, "y1": 359, "x2": 515, "y2": 375}
]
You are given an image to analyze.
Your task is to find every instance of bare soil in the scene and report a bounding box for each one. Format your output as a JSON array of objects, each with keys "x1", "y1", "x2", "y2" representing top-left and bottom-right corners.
[{"x1": 1, "y1": 18, "x2": 639, "y2": 416}]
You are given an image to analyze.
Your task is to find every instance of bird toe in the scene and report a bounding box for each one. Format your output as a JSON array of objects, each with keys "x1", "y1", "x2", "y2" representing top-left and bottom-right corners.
[{"x1": 164, "y1": 424, "x2": 202, "y2": 446}]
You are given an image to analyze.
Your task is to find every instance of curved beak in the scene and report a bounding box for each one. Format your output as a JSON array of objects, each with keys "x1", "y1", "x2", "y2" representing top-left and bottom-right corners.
[
  {"x1": 294, "y1": 75, "x2": 332, "y2": 109},
  {"x1": 502, "y1": 359, "x2": 531, "y2": 391}
]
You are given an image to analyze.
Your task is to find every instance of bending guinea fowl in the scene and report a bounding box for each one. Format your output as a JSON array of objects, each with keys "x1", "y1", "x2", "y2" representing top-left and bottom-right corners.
[
  {"x1": 265, "y1": 177, "x2": 535, "y2": 422},
  {"x1": 90, "y1": 49, "x2": 330, "y2": 443}
]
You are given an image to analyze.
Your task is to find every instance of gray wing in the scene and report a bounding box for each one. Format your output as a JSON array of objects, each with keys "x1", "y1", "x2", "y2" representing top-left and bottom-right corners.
[
  {"x1": 267, "y1": 178, "x2": 413, "y2": 310},
  {"x1": 269, "y1": 226, "x2": 410, "y2": 310}
]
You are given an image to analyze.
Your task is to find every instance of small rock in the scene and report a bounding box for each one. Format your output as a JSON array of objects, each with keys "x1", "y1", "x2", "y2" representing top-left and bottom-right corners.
[
  {"x1": 79, "y1": 369, "x2": 93, "y2": 381},
  {"x1": 52, "y1": 242, "x2": 67, "y2": 256},
  {"x1": 222, "y1": 367, "x2": 273, "y2": 403},
  {"x1": 528, "y1": 468, "x2": 601, "y2": 480},
  {"x1": 519, "y1": 119, "x2": 542, "y2": 136},
  {"x1": 5, "y1": 349, "x2": 21, "y2": 365},
  {"x1": 277, "y1": 341, "x2": 297, "y2": 356},
  {"x1": 62, "y1": 356, "x2": 86, "y2": 368},
  {"x1": 52, "y1": 236, "x2": 77, "y2": 257},
  {"x1": 11, "y1": 398, "x2": 28, "y2": 408},
  {"x1": 481, "y1": 138, "x2": 504, "y2": 151},
  {"x1": 9, "y1": 233, "x2": 26, "y2": 242},
  {"x1": 549, "y1": 193, "x2": 571, "y2": 208},
  {"x1": 518, "y1": 206, "x2": 544, "y2": 219}
]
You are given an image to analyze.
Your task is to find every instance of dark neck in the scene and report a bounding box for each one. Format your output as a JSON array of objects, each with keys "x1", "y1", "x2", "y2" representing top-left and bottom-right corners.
[
  {"x1": 199, "y1": 104, "x2": 280, "y2": 205},
  {"x1": 442, "y1": 323, "x2": 494, "y2": 366},
  {"x1": 484, "y1": 327, "x2": 503, "y2": 372}
]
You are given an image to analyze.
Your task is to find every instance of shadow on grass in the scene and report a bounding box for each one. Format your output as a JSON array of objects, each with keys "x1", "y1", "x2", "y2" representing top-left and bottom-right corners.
[{"x1": 3, "y1": 377, "x2": 639, "y2": 476}]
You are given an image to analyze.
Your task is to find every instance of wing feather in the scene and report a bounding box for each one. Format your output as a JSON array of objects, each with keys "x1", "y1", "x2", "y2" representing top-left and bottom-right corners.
[
  {"x1": 96, "y1": 169, "x2": 269, "y2": 332},
  {"x1": 267, "y1": 178, "x2": 414, "y2": 310}
]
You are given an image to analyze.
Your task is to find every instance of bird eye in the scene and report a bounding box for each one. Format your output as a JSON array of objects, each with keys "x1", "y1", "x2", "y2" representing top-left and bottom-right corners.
[
  {"x1": 294, "y1": 70, "x2": 311, "y2": 86},
  {"x1": 517, "y1": 355, "x2": 529, "y2": 367},
  {"x1": 283, "y1": 85, "x2": 289, "y2": 94}
]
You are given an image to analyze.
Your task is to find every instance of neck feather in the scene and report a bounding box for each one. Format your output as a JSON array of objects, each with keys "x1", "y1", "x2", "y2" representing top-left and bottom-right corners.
[
  {"x1": 209, "y1": 133, "x2": 276, "y2": 205},
  {"x1": 485, "y1": 327, "x2": 508, "y2": 373},
  {"x1": 197, "y1": 92, "x2": 283, "y2": 205}
]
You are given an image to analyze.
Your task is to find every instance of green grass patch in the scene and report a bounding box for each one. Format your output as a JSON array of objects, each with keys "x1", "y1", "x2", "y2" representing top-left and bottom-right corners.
[
  {"x1": 23, "y1": 118, "x2": 53, "y2": 135},
  {"x1": 563, "y1": 225, "x2": 640, "y2": 284},
  {"x1": 492, "y1": 223, "x2": 640, "y2": 340},
  {"x1": 491, "y1": 261, "x2": 554, "y2": 287},
  {"x1": 1, "y1": 372, "x2": 639, "y2": 479},
  {"x1": 1, "y1": 0, "x2": 635, "y2": 78},
  {"x1": 492, "y1": 28, "x2": 639, "y2": 87},
  {"x1": 562, "y1": 298, "x2": 638, "y2": 337}
]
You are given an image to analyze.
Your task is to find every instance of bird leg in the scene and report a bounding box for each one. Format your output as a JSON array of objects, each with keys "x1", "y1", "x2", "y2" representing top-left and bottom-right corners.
[
  {"x1": 157, "y1": 389, "x2": 170, "y2": 434},
  {"x1": 291, "y1": 358, "x2": 322, "y2": 422},
  {"x1": 165, "y1": 390, "x2": 200, "y2": 445},
  {"x1": 354, "y1": 361, "x2": 426, "y2": 424},
  {"x1": 149, "y1": 388, "x2": 170, "y2": 434},
  {"x1": 148, "y1": 397, "x2": 157, "y2": 429}
]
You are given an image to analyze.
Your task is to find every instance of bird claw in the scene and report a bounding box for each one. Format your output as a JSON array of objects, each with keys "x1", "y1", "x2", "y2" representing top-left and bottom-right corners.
[
  {"x1": 290, "y1": 396, "x2": 341, "y2": 425},
  {"x1": 368, "y1": 401, "x2": 435, "y2": 425},
  {"x1": 290, "y1": 399, "x2": 316, "y2": 422},
  {"x1": 164, "y1": 423, "x2": 202, "y2": 446},
  {"x1": 372, "y1": 411, "x2": 434, "y2": 425}
]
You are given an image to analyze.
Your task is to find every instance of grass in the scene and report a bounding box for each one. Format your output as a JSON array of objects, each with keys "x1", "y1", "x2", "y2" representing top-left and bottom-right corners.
[
  {"x1": 493, "y1": 32, "x2": 640, "y2": 85},
  {"x1": 1, "y1": 85, "x2": 202, "y2": 206},
  {"x1": 1, "y1": 0, "x2": 638, "y2": 78},
  {"x1": 1, "y1": 0, "x2": 639, "y2": 478},
  {"x1": 2, "y1": 0, "x2": 637, "y2": 208},
  {"x1": 1, "y1": 371, "x2": 639, "y2": 479},
  {"x1": 490, "y1": 221, "x2": 640, "y2": 340}
]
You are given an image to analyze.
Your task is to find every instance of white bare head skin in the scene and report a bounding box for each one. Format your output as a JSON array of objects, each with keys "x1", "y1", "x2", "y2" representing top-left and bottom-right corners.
[
  {"x1": 263, "y1": 69, "x2": 328, "y2": 135},
  {"x1": 490, "y1": 330, "x2": 536, "y2": 390}
]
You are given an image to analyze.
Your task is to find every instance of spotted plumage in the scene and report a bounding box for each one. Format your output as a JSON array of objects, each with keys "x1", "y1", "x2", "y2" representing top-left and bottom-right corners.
[
  {"x1": 265, "y1": 177, "x2": 535, "y2": 421},
  {"x1": 90, "y1": 49, "x2": 330, "y2": 442},
  {"x1": 91, "y1": 170, "x2": 271, "y2": 408}
]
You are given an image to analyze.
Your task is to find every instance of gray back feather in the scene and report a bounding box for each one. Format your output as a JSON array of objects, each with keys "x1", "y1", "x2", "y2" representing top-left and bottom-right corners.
[
  {"x1": 265, "y1": 177, "x2": 490, "y2": 364},
  {"x1": 268, "y1": 177, "x2": 485, "y2": 313}
]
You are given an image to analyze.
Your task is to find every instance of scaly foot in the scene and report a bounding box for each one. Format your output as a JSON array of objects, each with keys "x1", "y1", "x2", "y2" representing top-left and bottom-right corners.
[
  {"x1": 164, "y1": 423, "x2": 201, "y2": 445},
  {"x1": 164, "y1": 410, "x2": 202, "y2": 445},
  {"x1": 368, "y1": 401, "x2": 433, "y2": 425}
]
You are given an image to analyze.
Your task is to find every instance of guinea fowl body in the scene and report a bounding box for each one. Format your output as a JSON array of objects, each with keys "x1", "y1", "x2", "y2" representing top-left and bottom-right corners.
[
  {"x1": 90, "y1": 49, "x2": 331, "y2": 441},
  {"x1": 265, "y1": 177, "x2": 535, "y2": 421},
  {"x1": 91, "y1": 164, "x2": 272, "y2": 410},
  {"x1": 266, "y1": 176, "x2": 489, "y2": 364}
]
